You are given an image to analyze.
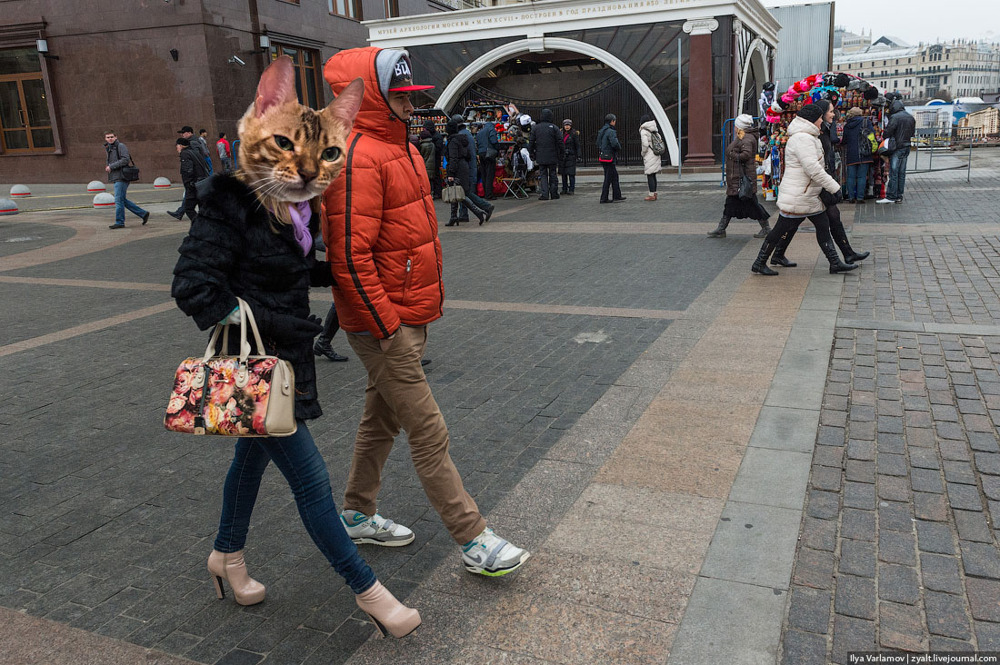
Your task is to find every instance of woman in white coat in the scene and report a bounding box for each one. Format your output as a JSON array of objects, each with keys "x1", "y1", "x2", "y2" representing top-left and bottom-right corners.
[
  {"x1": 639, "y1": 115, "x2": 661, "y2": 201},
  {"x1": 751, "y1": 103, "x2": 856, "y2": 276}
]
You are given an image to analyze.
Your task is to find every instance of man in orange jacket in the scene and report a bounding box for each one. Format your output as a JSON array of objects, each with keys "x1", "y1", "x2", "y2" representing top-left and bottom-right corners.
[{"x1": 322, "y1": 47, "x2": 530, "y2": 577}]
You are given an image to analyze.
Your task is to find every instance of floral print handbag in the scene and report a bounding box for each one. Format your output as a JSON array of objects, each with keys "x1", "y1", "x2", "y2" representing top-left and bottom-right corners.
[{"x1": 165, "y1": 298, "x2": 297, "y2": 437}]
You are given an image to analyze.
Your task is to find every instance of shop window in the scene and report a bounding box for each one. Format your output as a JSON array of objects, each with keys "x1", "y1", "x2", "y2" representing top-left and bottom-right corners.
[
  {"x1": 270, "y1": 45, "x2": 321, "y2": 109},
  {"x1": 329, "y1": 0, "x2": 362, "y2": 19},
  {"x1": 0, "y1": 47, "x2": 54, "y2": 153}
]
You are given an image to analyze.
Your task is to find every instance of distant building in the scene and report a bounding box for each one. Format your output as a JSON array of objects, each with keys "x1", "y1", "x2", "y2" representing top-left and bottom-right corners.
[
  {"x1": 767, "y1": 2, "x2": 834, "y2": 88},
  {"x1": 834, "y1": 38, "x2": 1000, "y2": 101},
  {"x1": 957, "y1": 106, "x2": 1000, "y2": 139},
  {"x1": 834, "y1": 27, "x2": 872, "y2": 53}
]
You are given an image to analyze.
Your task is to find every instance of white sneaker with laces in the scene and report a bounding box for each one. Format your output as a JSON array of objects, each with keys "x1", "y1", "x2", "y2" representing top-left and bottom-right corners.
[
  {"x1": 461, "y1": 527, "x2": 530, "y2": 576},
  {"x1": 341, "y1": 510, "x2": 415, "y2": 547},
  {"x1": 876, "y1": 198, "x2": 894, "y2": 204}
]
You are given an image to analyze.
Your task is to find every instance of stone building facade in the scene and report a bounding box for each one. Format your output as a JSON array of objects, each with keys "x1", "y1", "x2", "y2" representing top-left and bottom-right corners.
[{"x1": 0, "y1": 0, "x2": 441, "y2": 183}]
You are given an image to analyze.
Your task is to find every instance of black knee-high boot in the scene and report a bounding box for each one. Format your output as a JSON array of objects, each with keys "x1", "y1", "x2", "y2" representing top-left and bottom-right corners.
[
  {"x1": 707, "y1": 216, "x2": 731, "y2": 238},
  {"x1": 447, "y1": 202, "x2": 460, "y2": 226},
  {"x1": 770, "y1": 228, "x2": 798, "y2": 267},
  {"x1": 821, "y1": 240, "x2": 858, "y2": 274},
  {"x1": 828, "y1": 218, "x2": 870, "y2": 263},
  {"x1": 751, "y1": 239, "x2": 780, "y2": 275}
]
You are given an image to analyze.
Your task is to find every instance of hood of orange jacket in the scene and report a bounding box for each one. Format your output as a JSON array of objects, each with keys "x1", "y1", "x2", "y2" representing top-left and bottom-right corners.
[{"x1": 324, "y1": 47, "x2": 409, "y2": 146}]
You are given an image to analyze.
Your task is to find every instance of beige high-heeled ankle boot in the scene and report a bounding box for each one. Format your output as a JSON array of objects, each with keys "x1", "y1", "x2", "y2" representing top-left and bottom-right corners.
[
  {"x1": 207, "y1": 550, "x2": 266, "y2": 606},
  {"x1": 355, "y1": 580, "x2": 421, "y2": 638}
]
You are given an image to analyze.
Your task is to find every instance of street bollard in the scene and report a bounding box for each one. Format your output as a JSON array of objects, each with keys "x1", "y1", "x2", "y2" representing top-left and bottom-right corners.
[
  {"x1": 87, "y1": 180, "x2": 106, "y2": 192},
  {"x1": 0, "y1": 198, "x2": 18, "y2": 215},
  {"x1": 10, "y1": 184, "x2": 30, "y2": 197},
  {"x1": 154, "y1": 177, "x2": 172, "y2": 188},
  {"x1": 93, "y1": 193, "x2": 115, "y2": 209}
]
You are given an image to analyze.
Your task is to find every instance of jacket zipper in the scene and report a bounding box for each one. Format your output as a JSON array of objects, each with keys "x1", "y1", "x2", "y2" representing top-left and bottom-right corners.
[{"x1": 402, "y1": 130, "x2": 444, "y2": 317}]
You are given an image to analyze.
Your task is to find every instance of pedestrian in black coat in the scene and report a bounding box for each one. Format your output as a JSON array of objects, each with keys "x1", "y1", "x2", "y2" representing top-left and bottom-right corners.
[
  {"x1": 177, "y1": 137, "x2": 209, "y2": 222},
  {"x1": 171, "y1": 174, "x2": 334, "y2": 420},
  {"x1": 445, "y1": 119, "x2": 492, "y2": 225},
  {"x1": 558, "y1": 119, "x2": 580, "y2": 195},
  {"x1": 528, "y1": 108, "x2": 561, "y2": 200},
  {"x1": 423, "y1": 119, "x2": 444, "y2": 199}
]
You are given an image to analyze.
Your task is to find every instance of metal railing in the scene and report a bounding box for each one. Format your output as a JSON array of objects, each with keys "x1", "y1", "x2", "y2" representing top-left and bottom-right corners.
[{"x1": 908, "y1": 128, "x2": 973, "y2": 182}]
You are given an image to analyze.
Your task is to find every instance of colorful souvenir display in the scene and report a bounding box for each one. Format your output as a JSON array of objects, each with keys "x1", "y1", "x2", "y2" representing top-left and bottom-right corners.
[{"x1": 763, "y1": 71, "x2": 888, "y2": 200}]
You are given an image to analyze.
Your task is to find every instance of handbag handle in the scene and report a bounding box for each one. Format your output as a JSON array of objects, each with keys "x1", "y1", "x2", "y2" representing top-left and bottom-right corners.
[{"x1": 201, "y1": 298, "x2": 267, "y2": 363}]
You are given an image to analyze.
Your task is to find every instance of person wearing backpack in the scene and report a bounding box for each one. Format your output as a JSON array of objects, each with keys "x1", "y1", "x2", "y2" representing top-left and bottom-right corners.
[
  {"x1": 840, "y1": 107, "x2": 873, "y2": 203},
  {"x1": 639, "y1": 114, "x2": 663, "y2": 201}
]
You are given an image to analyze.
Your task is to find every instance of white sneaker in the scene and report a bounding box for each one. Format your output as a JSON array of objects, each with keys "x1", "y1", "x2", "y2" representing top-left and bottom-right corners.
[
  {"x1": 876, "y1": 198, "x2": 894, "y2": 204},
  {"x1": 341, "y1": 510, "x2": 415, "y2": 547},
  {"x1": 461, "y1": 527, "x2": 530, "y2": 576}
]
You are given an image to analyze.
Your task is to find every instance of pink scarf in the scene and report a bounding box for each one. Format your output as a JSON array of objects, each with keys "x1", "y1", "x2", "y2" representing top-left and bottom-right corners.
[{"x1": 269, "y1": 201, "x2": 313, "y2": 255}]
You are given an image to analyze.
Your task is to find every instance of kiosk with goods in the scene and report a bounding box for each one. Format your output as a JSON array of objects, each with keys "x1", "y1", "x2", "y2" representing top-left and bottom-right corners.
[{"x1": 762, "y1": 72, "x2": 888, "y2": 201}]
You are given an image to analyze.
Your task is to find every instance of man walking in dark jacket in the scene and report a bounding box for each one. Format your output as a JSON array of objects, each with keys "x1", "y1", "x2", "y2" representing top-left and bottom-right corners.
[
  {"x1": 176, "y1": 137, "x2": 209, "y2": 222},
  {"x1": 104, "y1": 131, "x2": 149, "y2": 229},
  {"x1": 877, "y1": 100, "x2": 916, "y2": 204},
  {"x1": 598, "y1": 114, "x2": 625, "y2": 203},
  {"x1": 169, "y1": 126, "x2": 211, "y2": 218},
  {"x1": 475, "y1": 120, "x2": 500, "y2": 199},
  {"x1": 528, "y1": 108, "x2": 560, "y2": 200},
  {"x1": 423, "y1": 119, "x2": 444, "y2": 199}
]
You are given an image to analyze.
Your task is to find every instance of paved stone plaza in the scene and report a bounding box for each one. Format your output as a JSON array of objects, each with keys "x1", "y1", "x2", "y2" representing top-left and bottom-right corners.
[{"x1": 1, "y1": 155, "x2": 999, "y2": 664}]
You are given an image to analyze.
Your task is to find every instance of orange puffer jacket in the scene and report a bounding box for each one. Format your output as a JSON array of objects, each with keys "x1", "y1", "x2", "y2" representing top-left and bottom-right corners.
[{"x1": 321, "y1": 47, "x2": 443, "y2": 339}]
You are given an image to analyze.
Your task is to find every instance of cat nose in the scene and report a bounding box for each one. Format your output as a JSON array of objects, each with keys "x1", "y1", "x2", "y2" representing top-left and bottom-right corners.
[{"x1": 299, "y1": 169, "x2": 317, "y2": 183}]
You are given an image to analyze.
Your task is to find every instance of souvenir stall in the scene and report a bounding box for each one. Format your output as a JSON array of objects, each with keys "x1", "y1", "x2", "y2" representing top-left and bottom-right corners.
[
  {"x1": 761, "y1": 72, "x2": 888, "y2": 201},
  {"x1": 463, "y1": 100, "x2": 530, "y2": 196}
]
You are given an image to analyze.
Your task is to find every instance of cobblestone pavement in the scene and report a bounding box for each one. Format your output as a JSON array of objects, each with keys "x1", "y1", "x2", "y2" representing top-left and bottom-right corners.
[
  {"x1": 781, "y1": 162, "x2": 1000, "y2": 663},
  {"x1": 0, "y1": 180, "x2": 752, "y2": 665}
]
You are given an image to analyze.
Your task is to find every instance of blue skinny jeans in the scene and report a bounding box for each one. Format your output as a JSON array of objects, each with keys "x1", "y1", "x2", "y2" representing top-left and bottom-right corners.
[
  {"x1": 113, "y1": 180, "x2": 147, "y2": 226},
  {"x1": 213, "y1": 421, "x2": 377, "y2": 595}
]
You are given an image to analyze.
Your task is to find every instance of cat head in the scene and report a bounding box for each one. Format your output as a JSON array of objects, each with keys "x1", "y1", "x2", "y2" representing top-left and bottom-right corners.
[{"x1": 237, "y1": 55, "x2": 364, "y2": 206}]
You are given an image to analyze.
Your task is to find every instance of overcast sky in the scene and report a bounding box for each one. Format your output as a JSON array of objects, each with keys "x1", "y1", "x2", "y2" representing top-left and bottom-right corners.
[{"x1": 766, "y1": 0, "x2": 1000, "y2": 45}]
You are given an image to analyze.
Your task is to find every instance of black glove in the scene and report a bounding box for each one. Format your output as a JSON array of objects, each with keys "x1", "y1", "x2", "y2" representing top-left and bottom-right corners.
[
  {"x1": 820, "y1": 189, "x2": 843, "y2": 207},
  {"x1": 258, "y1": 311, "x2": 323, "y2": 342},
  {"x1": 309, "y1": 261, "x2": 335, "y2": 287}
]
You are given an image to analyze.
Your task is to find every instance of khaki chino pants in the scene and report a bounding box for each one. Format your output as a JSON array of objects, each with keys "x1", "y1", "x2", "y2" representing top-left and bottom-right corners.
[{"x1": 344, "y1": 325, "x2": 486, "y2": 545}]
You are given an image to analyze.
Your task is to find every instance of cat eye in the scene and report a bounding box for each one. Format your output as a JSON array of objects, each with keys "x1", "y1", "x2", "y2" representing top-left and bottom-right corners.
[
  {"x1": 273, "y1": 135, "x2": 294, "y2": 151},
  {"x1": 321, "y1": 147, "x2": 342, "y2": 162}
]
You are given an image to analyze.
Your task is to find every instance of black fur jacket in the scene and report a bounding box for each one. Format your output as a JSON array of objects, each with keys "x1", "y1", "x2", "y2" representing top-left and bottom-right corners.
[{"x1": 171, "y1": 174, "x2": 334, "y2": 421}]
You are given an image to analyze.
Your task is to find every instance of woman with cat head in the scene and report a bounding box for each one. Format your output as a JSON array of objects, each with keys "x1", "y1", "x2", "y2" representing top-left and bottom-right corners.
[{"x1": 170, "y1": 55, "x2": 420, "y2": 639}]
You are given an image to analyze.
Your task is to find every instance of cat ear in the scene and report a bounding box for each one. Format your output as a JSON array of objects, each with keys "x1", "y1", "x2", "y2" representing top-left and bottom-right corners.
[
  {"x1": 325, "y1": 78, "x2": 365, "y2": 133},
  {"x1": 254, "y1": 55, "x2": 298, "y2": 118}
]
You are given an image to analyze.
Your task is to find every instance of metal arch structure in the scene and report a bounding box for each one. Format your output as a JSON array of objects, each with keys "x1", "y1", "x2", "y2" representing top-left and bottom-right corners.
[
  {"x1": 435, "y1": 37, "x2": 680, "y2": 165},
  {"x1": 737, "y1": 37, "x2": 769, "y2": 116}
]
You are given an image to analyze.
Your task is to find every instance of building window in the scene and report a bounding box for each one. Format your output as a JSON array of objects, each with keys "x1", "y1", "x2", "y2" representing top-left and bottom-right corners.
[
  {"x1": 0, "y1": 47, "x2": 54, "y2": 153},
  {"x1": 329, "y1": 0, "x2": 362, "y2": 19},
  {"x1": 384, "y1": 0, "x2": 399, "y2": 17},
  {"x1": 270, "y1": 45, "x2": 321, "y2": 109}
]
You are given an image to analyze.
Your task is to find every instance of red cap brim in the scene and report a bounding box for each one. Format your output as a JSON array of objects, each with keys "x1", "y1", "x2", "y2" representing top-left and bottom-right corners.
[{"x1": 389, "y1": 84, "x2": 435, "y2": 92}]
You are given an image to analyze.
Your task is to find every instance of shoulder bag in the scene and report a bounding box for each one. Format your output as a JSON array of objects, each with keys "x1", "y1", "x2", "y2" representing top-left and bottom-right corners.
[
  {"x1": 164, "y1": 298, "x2": 297, "y2": 437},
  {"x1": 116, "y1": 144, "x2": 141, "y2": 181}
]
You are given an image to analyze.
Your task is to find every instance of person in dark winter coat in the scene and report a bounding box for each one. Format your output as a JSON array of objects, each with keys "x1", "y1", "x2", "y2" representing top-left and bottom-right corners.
[
  {"x1": 558, "y1": 119, "x2": 579, "y2": 195},
  {"x1": 707, "y1": 114, "x2": 770, "y2": 238},
  {"x1": 455, "y1": 115, "x2": 478, "y2": 219},
  {"x1": 176, "y1": 137, "x2": 209, "y2": 222},
  {"x1": 840, "y1": 107, "x2": 873, "y2": 203},
  {"x1": 423, "y1": 119, "x2": 444, "y2": 199},
  {"x1": 878, "y1": 99, "x2": 915, "y2": 204},
  {"x1": 103, "y1": 130, "x2": 149, "y2": 229},
  {"x1": 597, "y1": 114, "x2": 624, "y2": 203},
  {"x1": 474, "y1": 121, "x2": 500, "y2": 199},
  {"x1": 528, "y1": 108, "x2": 561, "y2": 200},
  {"x1": 768, "y1": 101, "x2": 869, "y2": 267},
  {"x1": 445, "y1": 118, "x2": 493, "y2": 225}
]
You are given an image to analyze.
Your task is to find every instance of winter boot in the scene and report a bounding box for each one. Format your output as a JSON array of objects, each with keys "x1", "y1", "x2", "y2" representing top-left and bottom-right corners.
[
  {"x1": 829, "y1": 221, "x2": 870, "y2": 263},
  {"x1": 821, "y1": 241, "x2": 858, "y2": 274},
  {"x1": 754, "y1": 219, "x2": 771, "y2": 239},
  {"x1": 770, "y1": 228, "x2": 797, "y2": 267},
  {"x1": 751, "y1": 240, "x2": 780, "y2": 276},
  {"x1": 707, "y1": 216, "x2": 730, "y2": 238}
]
